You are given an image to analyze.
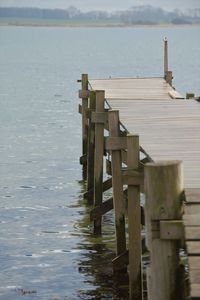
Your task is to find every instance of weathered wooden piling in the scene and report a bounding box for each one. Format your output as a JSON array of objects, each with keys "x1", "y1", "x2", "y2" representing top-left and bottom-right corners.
[
  {"x1": 163, "y1": 38, "x2": 173, "y2": 86},
  {"x1": 164, "y1": 37, "x2": 168, "y2": 75},
  {"x1": 127, "y1": 134, "x2": 143, "y2": 300},
  {"x1": 80, "y1": 73, "x2": 89, "y2": 180},
  {"x1": 86, "y1": 91, "x2": 96, "y2": 204},
  {"x1": 93, "y1": 90, "x2": 105, "y2": 235},
  {"x1": 107, "y1": 110, "x2": 126, "y2": 257},
  {"x1": 145, "y1": 161, "x2": 183, "y2": 300}
]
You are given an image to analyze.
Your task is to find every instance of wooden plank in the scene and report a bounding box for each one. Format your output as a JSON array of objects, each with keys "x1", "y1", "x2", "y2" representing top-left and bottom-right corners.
[
  {"x1": 90, "y1": 197, "x2": 113, "y2": 221},
  {"x1": 90, "y1": 189, "x2": 127, "y2": 221},
  {"x1": 188, "y1": 257, "x2": 200, "y2": 270},
  {"x1": 184, "y1": 205, "x2": 200, "y2": 215},
  {"x1": 183, "y1": 215, "x2": 200, "y2": 226},
  {"x1": 185, "y1": 189, "x2": 200, "y2": 204},
  {"x1": 112, "y1": 250, "x2": 129, "y2": 271},
  {"x1": 105, "y1": 136, "x2": 127, "y2": 151},
  {"x1": 185, "y1": 227, "x2": 200, "y2": 241},
  {"x1": 84, "y1": 177, "x2": 112, "y2": 201},
  {"x1": 190, "y1": 284, "x2": 200, "y2": 298},
  {"x1": 160, "y1": 220, "x2": 184, "y2": 240},
  {"x1": 187, "y1": 242, "x2": 200, "y2": 255},
  {"x1": 122, "y1": 168, "x2": 144, "y2": 186},
  {"x1": 168, "y1": 90, "x2": 184, "y2": 99},
  {"x1": 190, "y1": 270, "x2": 200, "y2": 284}
]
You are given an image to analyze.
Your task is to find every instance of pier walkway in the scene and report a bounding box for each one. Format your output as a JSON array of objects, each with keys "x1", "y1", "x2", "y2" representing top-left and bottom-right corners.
[{"x1": 90, "y1": 77, "x2": 200, "y2": 299}]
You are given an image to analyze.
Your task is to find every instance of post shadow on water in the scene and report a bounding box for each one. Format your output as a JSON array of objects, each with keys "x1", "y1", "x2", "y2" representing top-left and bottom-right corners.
[{"x1": 74, "y1": 179, "x2": 129, "y2": 300}]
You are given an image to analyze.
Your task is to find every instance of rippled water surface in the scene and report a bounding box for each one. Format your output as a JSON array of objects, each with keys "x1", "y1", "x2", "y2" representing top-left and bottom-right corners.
[{"x1": 0, "y1": 26, "x2": 200, "y2": 299}]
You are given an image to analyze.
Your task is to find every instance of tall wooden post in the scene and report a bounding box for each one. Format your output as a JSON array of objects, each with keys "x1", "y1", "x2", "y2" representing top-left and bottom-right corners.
[
  {"x1": 145, "y1": 161, "x2": 183, "y2": 300},
  {"x1": 127, "y1": 134, "x2": 143, "y2": 300},
  {"x1": 81, "y1": 73, "x2": 89, "y2": 180},
  {"x1": 163, "y1": 38, "x2": 173, "y2": 86},
  {"x1": 164, "y1": 37, "x2": 168, "y2": 76},
  {"x1": 108, "y1": 110, "x2": 126, "y2": 257},
  {"x1": 93, "y1": 90, "x2": 105, "y2": 235},
  {"x1": 86, "y1": 91, "x2": 96, "y2": 205}
]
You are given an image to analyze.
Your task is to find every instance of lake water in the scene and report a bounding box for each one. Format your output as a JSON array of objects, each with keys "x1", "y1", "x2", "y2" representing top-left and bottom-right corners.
[{"x1": 0, "y1": 26, "x2": 200, "y2": 300}]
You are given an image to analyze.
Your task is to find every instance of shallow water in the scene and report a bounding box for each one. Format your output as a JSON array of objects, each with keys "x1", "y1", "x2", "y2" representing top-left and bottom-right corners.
[{"x1": 0, "y1": 26, "x2": 199, "y2": 299}]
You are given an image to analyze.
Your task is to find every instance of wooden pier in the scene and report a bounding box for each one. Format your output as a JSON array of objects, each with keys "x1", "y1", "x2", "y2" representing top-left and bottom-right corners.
[{"x1": 78, "y1": 43, "x2": 200, "y2": 300}]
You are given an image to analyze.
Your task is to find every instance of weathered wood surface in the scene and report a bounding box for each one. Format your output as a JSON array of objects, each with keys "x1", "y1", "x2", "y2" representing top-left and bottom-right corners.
[
  {"x1": 89, "y1": 76, "x2": 200, "y2": 298},
  {"x1": 90, "y1": 96, "x2": 200, "y2": 188},
  {"x1": 81, "y1": 74, "x2": 89, "y2": 179},
  {"x1": 93, "y1": 90, "x2": 105, "y2": 234},
  {"x1": 90, "y1": 77, "x2": 183, "y2": 100},
  {"x1": 108, "y1": 111, "x2": 126, "y2": 258},
  {"x1": 127, "y1": 135, "x2": 143, "y2": 299},
  {"x1": 145, "y1": 161, "x2": 183, "y2": 300}
]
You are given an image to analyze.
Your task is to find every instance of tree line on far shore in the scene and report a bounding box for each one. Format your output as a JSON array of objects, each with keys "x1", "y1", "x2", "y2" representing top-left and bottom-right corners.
[{"x1": 0, "y1": 6, "x2": 200, "y2": 25}]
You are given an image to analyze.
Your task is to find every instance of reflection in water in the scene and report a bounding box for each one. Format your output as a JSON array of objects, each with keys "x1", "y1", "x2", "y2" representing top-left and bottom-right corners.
[{"x1": 75, "y1": 180, "x2": 129, "y2": 299}]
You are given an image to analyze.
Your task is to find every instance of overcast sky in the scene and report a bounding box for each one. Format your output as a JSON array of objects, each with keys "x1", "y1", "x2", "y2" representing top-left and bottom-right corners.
[{"x1": 0, "y1": 0, "x2": 199, "y2": 11}]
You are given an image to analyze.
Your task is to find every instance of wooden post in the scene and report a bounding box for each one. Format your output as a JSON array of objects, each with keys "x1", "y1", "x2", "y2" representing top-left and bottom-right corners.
[
  {"x1": 127, "y1": 134, "x2": 143, "y2": 300},
  {"x1": 164, "y1": 37, "x2": 168, "y2": 76},
  {"x1": 186, "y1": 92, "x2": 195, "y2": 99},
  {"x1": 165, "y1": 71, "x2": 173, "y2": 86},
  {"x1": 108, "y1": 111, "x2": 126, "y2": 257},
  {"x1": 81, "y1": 73, "x2": 89, "y2": 180},
  {"x1": 93, "y1": 90, "x2": 105, "y2": 235},
  {"x1": 163, "y1": 39, "x2": 173, "y2": 86},
  {"x1": 145, "y1": 161, "x2": 183, "y2": 300},
  {"x1": 86, "y1": 91, "x2": 96, "y2": 205}
]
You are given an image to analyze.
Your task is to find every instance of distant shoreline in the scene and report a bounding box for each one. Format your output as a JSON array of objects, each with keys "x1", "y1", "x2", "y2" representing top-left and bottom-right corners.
[{"x1": 0, "y1": 21, "x2": 200, "y2": 28}]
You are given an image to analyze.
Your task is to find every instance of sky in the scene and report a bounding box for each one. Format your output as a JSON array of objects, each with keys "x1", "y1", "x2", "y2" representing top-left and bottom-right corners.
[{"x1": 0, "y1": 0, "x2": 199, "y2": 11}]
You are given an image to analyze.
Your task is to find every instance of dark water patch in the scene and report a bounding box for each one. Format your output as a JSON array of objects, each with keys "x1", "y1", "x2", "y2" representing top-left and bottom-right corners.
[
  {"x1": 18, "y1": 288, "x2": 37, "y2": 296},
  {"x1": 3, "y1": 195, "x2": 13, "y2": 198},
  {"x1": 40, "y1": 231, "x2": 60, "y2": 234},
  {"x1": 19, "y1": 185, "x2": 36, "y2": 189}
]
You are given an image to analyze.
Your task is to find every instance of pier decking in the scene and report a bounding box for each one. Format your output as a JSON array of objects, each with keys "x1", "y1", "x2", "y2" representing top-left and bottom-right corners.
[
  {"x1": 90, "y1": 78, "x2": 200, "y2": 188},
  {"x1": 89, "y1": 76, "x2": 200, "y2": 299}
]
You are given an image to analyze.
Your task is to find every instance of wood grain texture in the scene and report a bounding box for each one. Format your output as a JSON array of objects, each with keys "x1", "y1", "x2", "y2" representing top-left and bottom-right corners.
[
  {"x1": 93, "y1": 90, "x2": 105, "y2": 234},
  {"x1": 108, "y1": 110, "x2": 126, "y2": 257},
  {"x1": 145, "y1": 161, "x2": 183, "y2": 300},
  {"x1": 127, "y1": 135, "x2": 143, "y2": 299}
]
